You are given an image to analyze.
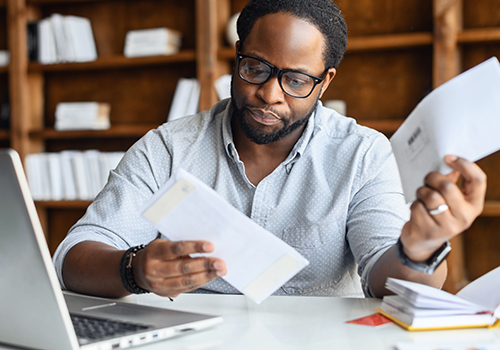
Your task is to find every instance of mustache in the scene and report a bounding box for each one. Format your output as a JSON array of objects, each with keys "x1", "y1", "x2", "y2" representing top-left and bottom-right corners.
[{"x1": 243, "y1": 104, "x2": 285, "y2": 120}]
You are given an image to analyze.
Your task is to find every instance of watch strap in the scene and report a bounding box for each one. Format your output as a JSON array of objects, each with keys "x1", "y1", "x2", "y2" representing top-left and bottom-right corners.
[{"x1": 396, "y1": 238, "x2": 451, "y2": 275}]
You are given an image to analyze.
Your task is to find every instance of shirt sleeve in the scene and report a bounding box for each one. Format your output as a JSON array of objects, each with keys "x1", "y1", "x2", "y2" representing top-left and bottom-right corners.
[
  {"x1": 346, "y1": 133, "x2": 410, "y2": 297},
  {"x1": 52, "y1": 129, "x2": 172, "y2": 289}
]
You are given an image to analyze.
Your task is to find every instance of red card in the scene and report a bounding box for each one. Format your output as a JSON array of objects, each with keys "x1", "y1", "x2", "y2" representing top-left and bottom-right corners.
[{"x1": 346, "y1": 313, "x2": 393, "y2": 327}]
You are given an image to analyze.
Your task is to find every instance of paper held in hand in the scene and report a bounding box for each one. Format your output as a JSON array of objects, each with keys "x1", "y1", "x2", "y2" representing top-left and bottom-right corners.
[
  {"x1": 140, "y1": 169, "x2": 309, "y2": 304},
  {"x1": 377, "y1": 265, "x2": 500, "y2": 331},
  {"x1": 390, "y1": 57, "x2": 500, "y2": 203}
]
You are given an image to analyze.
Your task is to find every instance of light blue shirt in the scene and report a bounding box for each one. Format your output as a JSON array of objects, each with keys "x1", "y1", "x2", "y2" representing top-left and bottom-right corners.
[{"x1": 53, "y1": 99, "x2": 409, "y2": 297}]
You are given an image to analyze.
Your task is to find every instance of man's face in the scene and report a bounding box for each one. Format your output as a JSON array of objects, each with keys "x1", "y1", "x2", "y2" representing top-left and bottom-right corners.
[{"x1": 231, "y1": 12, "x2": 336, "y2": 145}]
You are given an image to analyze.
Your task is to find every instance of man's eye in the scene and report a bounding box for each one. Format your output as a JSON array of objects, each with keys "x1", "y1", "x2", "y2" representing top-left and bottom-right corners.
[
  {"x1": 249, "y1": 67, "x2": 265, "y2": 75},
  {"x1": 284, "y1": 75, "x2": 307, "y2": 87}
]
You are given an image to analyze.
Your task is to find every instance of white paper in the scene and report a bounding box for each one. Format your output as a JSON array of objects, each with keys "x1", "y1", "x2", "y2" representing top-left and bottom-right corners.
[
  {"x1": 390, "y1": 57, "x2": 500, "y2": 202},
  {"x1": 457, "y1": 265, "x2": 500, "y2": 317},
  {"x1": 396, "y1": 342, "x2": 500, "y2": 350},
  {"x1": 140, "y1": 169, "x2": 309, "y2": 304}
]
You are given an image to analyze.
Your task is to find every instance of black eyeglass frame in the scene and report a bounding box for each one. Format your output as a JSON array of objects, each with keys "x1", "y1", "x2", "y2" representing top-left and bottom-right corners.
[{"x1": 236, "y1": 52, "x2": 328, "y2": 99}]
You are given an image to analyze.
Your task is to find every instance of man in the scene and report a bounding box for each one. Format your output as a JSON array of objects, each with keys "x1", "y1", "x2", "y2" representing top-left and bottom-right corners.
[{"x1": 54, "y1": 0, "x2": 486, "y2": 299}]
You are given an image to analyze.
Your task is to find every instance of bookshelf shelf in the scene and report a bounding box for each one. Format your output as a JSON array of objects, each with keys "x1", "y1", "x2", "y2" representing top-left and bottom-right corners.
[
  {"x1": 27, "y1": 0, "x2": 111, "y2": 4},
  {"x1": 35, "y1": 200, "x2": 92, "y2": 209},
  {"x1": 0, "y1": 130, "x2": 9, "y2": 140},
  {"x1": 217, "y1": 32, "x2": 434, "y2": 59},
  {"x1": 356, "y1": 119, "x2": 403, "y2": 134},
  {"x1": 481, "y1": 200, "x2": 500, "y2": 217},
  {"x1": 347, "y1": 32, "x2": 433, "y2": 52},
  {"x1": 29, "y1": 124, "x2": 159, "y2": 139},
  {"x1": 458, "y1": 28, "x2": 500, "y2": 44},
  {"x1": 0, "y1": 66, "x2": 7, "y2": 73},
  {"x1": 28, "y1": 51, "x2": 197, "y2": 72}
]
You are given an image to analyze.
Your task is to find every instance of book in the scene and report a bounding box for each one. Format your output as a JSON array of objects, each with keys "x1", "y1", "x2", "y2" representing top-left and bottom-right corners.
[
  {"x1": 55, "y1": 102, "x2": 110, "y2": 131},
  {"x1": 124, "y1": 27, "x2": 182, "y2": 58},
  {"x1": 50, "y1": 13, "x2": 68, "y2": 63},
  {"x1": 215, "y1": 74, "x2": 232, "y2": 100},
  {"x1": 25, "y1": 151, "x2": 124, "y2": 201},
  {"x1": 27, "y1": 22, "x2": 39, "y2": 62},
  {"x1": 38, "y1": 18, "x2": 57, "y2": 65},
  {"x1": 167, "y1": 78, "x2": 199, "y2": 122},
  {"x1": 0, "y1": 50, "x2": 9, "y2": 67},
  {"x1": 63, "y1": 15, "x2": 98, "y2": 63},
  {"x1": 377, "y1": 266, "x2": 500, "y2": 331},
  {"x1": 0, "y1": 93, "x2": 10, "y2": 129}
]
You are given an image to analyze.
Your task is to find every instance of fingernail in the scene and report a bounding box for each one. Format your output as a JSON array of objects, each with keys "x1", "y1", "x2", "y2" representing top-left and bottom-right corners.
[
  {"x1": 445, "y1": 155, "x2": 457, "y2": 162},
  {"x1": 216, "y1": 269, "x2": 226, "y2": 277},
  {"x1": 202, "y1": 243, "x2": 212, "y2": 252},
  {"x1": 213, "y1": 261, "x2": 224, "y2": 270}
]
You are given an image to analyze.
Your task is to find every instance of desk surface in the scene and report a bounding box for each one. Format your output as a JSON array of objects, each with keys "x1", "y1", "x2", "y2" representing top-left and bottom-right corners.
[{"x1": 119, "y1": 293, "x2": 500, "y2": 350}]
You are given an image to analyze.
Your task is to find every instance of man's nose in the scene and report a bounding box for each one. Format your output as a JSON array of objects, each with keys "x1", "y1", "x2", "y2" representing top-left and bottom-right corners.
[{"x1": 255, "y1": 75, "x2": 285, "y2": 104}]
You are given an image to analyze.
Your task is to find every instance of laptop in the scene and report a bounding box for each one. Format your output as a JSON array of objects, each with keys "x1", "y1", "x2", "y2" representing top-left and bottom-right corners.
[{"x1": 0, "y1": 149, "x2": 223, "y2": 350}]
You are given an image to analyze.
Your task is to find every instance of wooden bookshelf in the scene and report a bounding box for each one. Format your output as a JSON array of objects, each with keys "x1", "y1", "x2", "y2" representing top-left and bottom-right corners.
[
  {"x1": 482, "y1": 201, "x2": 500, "y2": 217},
  {"x1": 35, "y1": 200, "x2": 91, "y2": 209},
  {"x1": 5, "y1": 0, "x2": 500, "y2": 289},
  {"x1": 29, "y1": 124, "x2": 159, "y2": 139},
  {"x1": 458, "y1": 27, "x2": 500, "y2": 44},
  {"x1": 28, "y1": 51, "x2": 196, "y2": 72}
]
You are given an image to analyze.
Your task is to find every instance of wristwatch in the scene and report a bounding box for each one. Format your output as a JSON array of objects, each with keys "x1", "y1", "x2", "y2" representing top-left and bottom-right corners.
[{"x1": 396, "y1": 238, "x2": 451, "y2": 275}]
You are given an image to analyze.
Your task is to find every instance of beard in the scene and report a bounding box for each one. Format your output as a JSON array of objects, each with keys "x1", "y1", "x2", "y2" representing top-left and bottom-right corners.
[{"x1": 230, "y1": 80, "x2": 319, "y2": 145}]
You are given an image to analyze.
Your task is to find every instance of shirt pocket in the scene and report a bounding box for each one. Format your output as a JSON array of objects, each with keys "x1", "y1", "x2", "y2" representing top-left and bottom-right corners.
[{"x1": 280, "y1": 223, "x2": 348, "y2": 295}]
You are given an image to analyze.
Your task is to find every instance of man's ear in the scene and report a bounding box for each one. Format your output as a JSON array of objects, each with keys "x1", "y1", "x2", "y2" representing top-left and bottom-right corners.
[
  {"x1": 235, "y1": 41, "x2": 241, "y2": 55},
  {"x1": 318, "y1": 68, "x2": 336, "y2": 99}
]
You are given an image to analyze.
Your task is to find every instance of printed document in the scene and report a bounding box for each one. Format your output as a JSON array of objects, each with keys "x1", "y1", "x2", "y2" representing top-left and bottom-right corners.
[
  {"x1": 141, "y1": 169, "x2": 309, "y2": 304},
  {"x1": 390, "y1": 57, "x2": 500, "y2": 202}
]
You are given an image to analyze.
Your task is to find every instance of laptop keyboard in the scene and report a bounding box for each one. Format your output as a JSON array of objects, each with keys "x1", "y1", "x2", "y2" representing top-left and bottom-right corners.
[{"x1": 71, "y1": 314, "x2": 152, "y2": 341}]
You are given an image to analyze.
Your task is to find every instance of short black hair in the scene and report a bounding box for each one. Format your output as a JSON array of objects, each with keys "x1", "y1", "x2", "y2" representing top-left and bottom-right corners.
[{"x1": 237, "y1": 0, "x2": 348, "y2": 69}]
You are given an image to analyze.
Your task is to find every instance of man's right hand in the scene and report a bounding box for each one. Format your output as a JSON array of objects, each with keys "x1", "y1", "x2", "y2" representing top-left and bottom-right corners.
[
  {"x1": 133, "y1": 239, "x2": 227, "y2": 298},
  {"x1": 62, "y1": 239, "x2": 226, "y2": 299}
]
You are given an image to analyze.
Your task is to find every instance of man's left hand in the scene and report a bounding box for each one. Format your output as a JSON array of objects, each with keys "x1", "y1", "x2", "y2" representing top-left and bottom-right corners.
[{"x1": 399, "y1": 155, "x2": 487, "y2": 263}]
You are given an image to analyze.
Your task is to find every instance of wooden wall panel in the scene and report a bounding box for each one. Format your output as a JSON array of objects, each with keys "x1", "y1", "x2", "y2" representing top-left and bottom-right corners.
[
  {"x1": 0, "y1": 7, "x2": 6, "y2": 50},
  {"x1": 476, "y1": 153, "x2": 500, "y2": 201},
  {"x1": 44, "y1": 63, "x2": 196, "y2": 126},
  {"x1": 323, "y1": 48, "x2": 432, "y2": 120},
  {"x1": 48, "y1": 208, "x2": 86, "y2": 254},
  {"x1": 463, "y1": 217, "x2": 500, "y2": 281},
  {"x1": 45, "y1": 138, "x2": 143, "y2": 153},
  {"x1": 338, "y1": 0, "x2": 432, "y2": 36},
  {"x1": 463, "y1": 0, "x2": 500, "y2": 29},
  {"x1": 41, "y1": 0, "x2": 197, "y2": 56}
]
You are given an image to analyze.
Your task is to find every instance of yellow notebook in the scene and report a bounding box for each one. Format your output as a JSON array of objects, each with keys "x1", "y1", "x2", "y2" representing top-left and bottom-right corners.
[
  {"x1": 378, "y1": 266, "x2": 500, "y2": 331},
  {"x1": 377, "y1": 307, "x2": 500, "y2": 331}
]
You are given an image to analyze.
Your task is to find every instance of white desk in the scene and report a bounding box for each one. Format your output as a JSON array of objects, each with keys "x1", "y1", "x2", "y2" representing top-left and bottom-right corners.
[{"x1": 120, "y1": 294, "x2": 500, "y2": 350}]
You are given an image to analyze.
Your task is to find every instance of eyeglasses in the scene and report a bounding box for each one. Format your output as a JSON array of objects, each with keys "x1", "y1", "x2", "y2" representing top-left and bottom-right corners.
[{"x1": 237, "y1": 53, "x2": 327, "y2": 98}]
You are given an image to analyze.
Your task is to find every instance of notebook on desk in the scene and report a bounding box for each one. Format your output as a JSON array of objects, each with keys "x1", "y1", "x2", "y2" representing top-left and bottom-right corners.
[{"x1": 0, "y1": 149, "x2": 223, "y2": 350}]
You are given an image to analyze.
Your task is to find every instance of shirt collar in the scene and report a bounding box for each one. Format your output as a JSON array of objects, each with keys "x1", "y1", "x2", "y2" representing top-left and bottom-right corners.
[{"x1": 221, "y1": 99, "x2": 319, "y2": 164}]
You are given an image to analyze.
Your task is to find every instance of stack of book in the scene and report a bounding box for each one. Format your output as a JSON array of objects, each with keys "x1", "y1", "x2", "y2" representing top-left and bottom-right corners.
[
  {"x1": 377, "y1": 266, "x2": 500, "y2": 331},
  {"x1": 167, "y1": 78, "x2": 200, "y2": 122},
  {"x1": 55, "y1": 102, "x2": 111, "y2": 131},
  {"x1": 27, "y1": 13, "x2": 98, "y2": 64},
  {"x1": 124, "y1": 27, "x2": 182, "y2": 58},
  {"x1": 25, "y1": 150, "x2": 125, "y2": 201}
]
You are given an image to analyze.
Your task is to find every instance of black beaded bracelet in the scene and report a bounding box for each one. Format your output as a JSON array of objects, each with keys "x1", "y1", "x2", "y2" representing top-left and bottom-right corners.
[{"x1": 119, "y1": 244, "x2": 150, "y2": 294}]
